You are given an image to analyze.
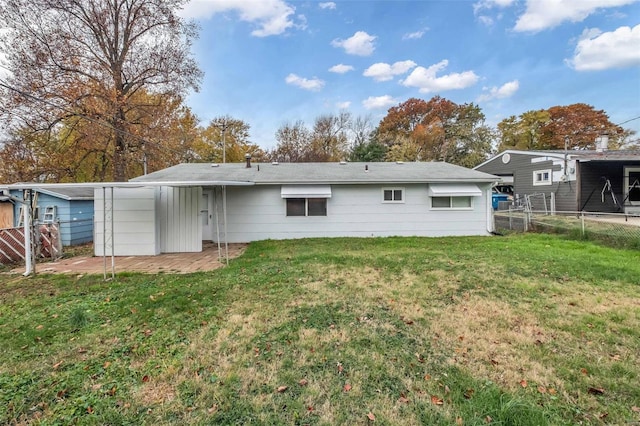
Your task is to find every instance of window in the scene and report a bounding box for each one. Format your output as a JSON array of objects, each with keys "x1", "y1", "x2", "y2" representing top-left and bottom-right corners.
[
  {"x1": 286, "y1": 198, "x2": 327, "y2": 216},
  {"x1": 382, "y1": 187, "x2": 404, "y2": 203},
  {"x1": 431, "y1": 196, "x2": 472, "y2": 209},
  {"x1": 533, "y1": 169, "x2": 552, "y2": 186}
]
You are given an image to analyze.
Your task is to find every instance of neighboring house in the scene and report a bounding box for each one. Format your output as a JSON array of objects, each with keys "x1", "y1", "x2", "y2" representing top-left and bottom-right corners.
[
  {"x1": 474, "y1": 149, "x2": 640, "y2": 214},
  {"x1": 93, "y1": 161, "x2": 499, "y2": 256},
  {"x1": 7, "y1": 187, "x2": 94, "y2": 246}
]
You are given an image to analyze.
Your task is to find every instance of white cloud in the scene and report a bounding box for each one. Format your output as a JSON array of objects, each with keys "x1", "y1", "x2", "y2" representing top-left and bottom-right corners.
[
  {"x1": 329, "y1": 64, "x2": 354, "y2": 74},
  {"x1": 331, "y1": 31, "x2": 376, "y2": 56},
  {"x1": 514, "y1": 0, "x2": 638, "y2": 33},
  {"x1": 336, "y1": 101, "x2": 351, "y2": 109},
  {"x1": 477, "y1": 80, "x2": 520, "y2": 101},
  {"x1": 363, "y1": 60, "x2": 417, "y2": 82},
  {"x1": 569, "y1": 24, "x2": 640, "y2": 70},
  {"x1": 402, "y1": 29, "x2": 427, "y2": 40},
  {"x1": 285, "y1": 73, "x2": 325, "y2": 91},
  {"x1": 362, "y1": 95, "x2": 398, "y2": 110},
  {"x1": 473, "y1": 0, "x2": 515, "y2": 14},
  {"x1": 400, "y1": 60, "x2": 479, "y2": 93},
  {"x1": 180, "y1": 0, "x2": 297, "y2": 37},
  {"x1": 477, "y1": 15, "x2": 495, "y2": 26},
  {"x1": 319, "y1": 2, "x2": 336, "y2": 10}
]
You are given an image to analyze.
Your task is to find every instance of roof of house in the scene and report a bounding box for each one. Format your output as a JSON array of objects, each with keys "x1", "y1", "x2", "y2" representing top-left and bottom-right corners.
[
  {"x1": 33, "y1": 187, "x2": 95, "y2": 200},
  {"x1": 474, "y1": 149, "x2": 640, "y2": 169},
  {"x1": 130, "y1": 161, "x2": 498, "y2": 185}
]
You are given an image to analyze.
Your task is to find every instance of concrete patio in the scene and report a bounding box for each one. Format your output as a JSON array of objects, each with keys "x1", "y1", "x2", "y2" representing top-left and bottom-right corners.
[{"x1": 9, "y1": 242, "x2": 248, "y2": 275}]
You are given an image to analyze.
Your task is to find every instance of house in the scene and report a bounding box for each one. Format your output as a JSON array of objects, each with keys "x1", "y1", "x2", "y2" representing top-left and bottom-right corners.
[
  {"x1": 5, "y1": 187, "x2": 94, "y2": 246},
  {"x1": 93, "y1": 161, "x2": 499, "y2": 256},
  {"x1": 474, "y1": 149, "x2": 640, "y2": 214}
]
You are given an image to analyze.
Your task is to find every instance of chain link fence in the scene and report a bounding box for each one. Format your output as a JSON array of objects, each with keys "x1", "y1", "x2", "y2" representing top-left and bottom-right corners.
[{"x1": 495, "y1": 209, "x2": 640, "y2": 250}]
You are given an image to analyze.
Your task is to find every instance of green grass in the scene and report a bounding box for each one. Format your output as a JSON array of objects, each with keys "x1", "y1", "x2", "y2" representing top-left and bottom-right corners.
[{"x1": 1, "y1": 234, "x2": 639, "y2": 425}]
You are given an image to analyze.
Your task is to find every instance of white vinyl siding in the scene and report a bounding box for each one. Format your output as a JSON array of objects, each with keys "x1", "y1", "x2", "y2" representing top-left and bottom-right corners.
[
  {"x1": 219, "y1": 183, "x2": 491, "y2": 242},
  {"x1": 94, "y1": 187, "x2": 160, "y2": 256},
  {"x1": 158, "y1": 186, "x2": 202, "y2": 253}
]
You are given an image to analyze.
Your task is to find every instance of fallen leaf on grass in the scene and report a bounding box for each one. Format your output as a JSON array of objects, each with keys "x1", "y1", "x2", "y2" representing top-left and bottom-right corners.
[
  {"x1": 398, "y1": 395, "x2": 409, "y2": 404},
  {"x1": 631, "y1": 406, "x2": 640, "y2": 413},
  {"x1": 53, "y1": 361, "x2": 63, "y2": 370},
  {"x1": 456, "y1": 417, "x2": 463, "y2": 425},
  {"x1": 103, "y1": 361, "x2": 111, "y2": 369},
  {"x1": 588, "y1": 387, "x2": 604, "y2": 395},
  {"x1": 299, "y1": 379, "x2": 308, "y2": 386},
  {"x1": 36, "y1": 325, "x2": 44, "y2": 330},
  {"x1": 207, "y1": 405, "x2": 218, "y2": 414},
  {"x1": 537, "y1": 385, "x2": 547, "y2": 394},
  {"x1": 580, "y1": 368, "x2": 588, "y2": 375},
  {"x1": 519, "y1": 379, "x2": 527, "y2": 388},
  {"x1": 463, "y1": 388, "x2": 475, "y2": 399},
  {"x1": 485, "y1": 415, "x2": 492, "y2": 423},
  {"x1": 424, "y1": 374, "x2": 431, "y2": 381},
  {"x1": 367, "y1": 412, "x2": 375, "y2": 421},
  {"x1": 87, "y1": 406, "x2": 93, "y2": 414},
  {"x1": 142, "y1": 375, "x2": 150, "y2": 383},
  {"x1": 548, "y1": 388, "x2": 557, "y2": 395},
  {"x1": 430, "y1": 395, "x2": 443, "y2": 405},
  {"x1": 277, "y1": 386, "x2": 288, "y2": 393},
  {"x1": 343, "y1": 384, "x2": 352, "y2": 392},
  {"x1": 108, "y1": 386, "x2": 117, "y2": 396}
]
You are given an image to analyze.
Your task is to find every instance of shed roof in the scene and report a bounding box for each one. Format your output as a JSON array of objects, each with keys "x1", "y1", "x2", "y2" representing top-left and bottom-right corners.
[
  {"x1": 130, "y1": 161, "x2": 498, "y2": 185},
  {"x1": 32, "y1": 186, "x2": 95, "y2": 200}
]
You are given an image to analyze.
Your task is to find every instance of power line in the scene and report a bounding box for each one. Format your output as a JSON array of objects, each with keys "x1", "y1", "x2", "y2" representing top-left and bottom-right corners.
[{"x1": 616, "y1": 115, "x2": 640, "y2": 126}]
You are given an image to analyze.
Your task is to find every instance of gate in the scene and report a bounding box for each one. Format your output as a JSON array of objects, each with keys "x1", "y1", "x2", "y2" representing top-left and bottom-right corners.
[{"x1": 0, "y1": 222, "x2": 62, "y2": 264}]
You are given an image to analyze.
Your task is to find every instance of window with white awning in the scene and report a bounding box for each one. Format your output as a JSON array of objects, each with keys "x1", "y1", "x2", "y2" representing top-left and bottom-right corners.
[
  {"x1": 428, "y1": 184, "x2": 482, "y2": 197},
  {"x1": 281, "y1": 185, "x2": 332, "y2": 198}
]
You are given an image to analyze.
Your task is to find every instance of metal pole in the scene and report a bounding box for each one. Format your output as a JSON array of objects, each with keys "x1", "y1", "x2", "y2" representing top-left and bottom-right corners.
[
  {"x1": 103, "y1": 187, "x2": 106, "y2": 280},
  {"x1": 222, "y1": 125, "x2": 226, "y2": 164},
  {"x1": 581, "y1": 211, "x2": 585, "y2": 237},
  {"x1": 23, "y1": 191, "x2": 32, "y2": 276},
  {"x1": 213, "y1": 188, "x2": 222, "y2": 262},
  {"x1": 223, "y1": 185, "x2": 229, "y2": 265},
  {"x1": 110, "y1": 187, "x2": 115, "y2": 279}
]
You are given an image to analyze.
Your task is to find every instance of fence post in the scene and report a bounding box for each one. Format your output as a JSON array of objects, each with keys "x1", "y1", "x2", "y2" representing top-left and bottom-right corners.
[
  {"x1": 55, "y1": 220, "x2": 63, "y2": 259},
  {"x1": 581, "y1": 211, "x2": 585, "y2": 237}
]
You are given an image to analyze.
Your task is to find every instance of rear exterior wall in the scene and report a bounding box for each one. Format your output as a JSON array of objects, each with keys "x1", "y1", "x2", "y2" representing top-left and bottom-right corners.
[{"x1": 219, "y1": 183, "x2": 492, "y2": 243}]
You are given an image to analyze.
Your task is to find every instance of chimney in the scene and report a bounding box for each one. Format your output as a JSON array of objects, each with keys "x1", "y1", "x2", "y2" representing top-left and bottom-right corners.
[
  {"x1": 245, "y1": 153, "x2": 252, "y2": 168},
  {"x1": 595, "y1": 135, "x2": 609, "y2": 152}
]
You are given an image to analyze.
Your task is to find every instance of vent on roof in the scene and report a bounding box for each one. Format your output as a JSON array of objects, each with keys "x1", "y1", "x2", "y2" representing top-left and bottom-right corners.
[
  {"x1": 211, "y1": 163, "x2": 219, "y2": 167},
  {"x1": 272, "y1": 161, "x2": 279, "y2": 165},
  {"x1": 396, "y1": 161, "x2": 404, "y2": 164},
  {"x1": 339, "y1": 160, "x2": 347, "y2": 165}
]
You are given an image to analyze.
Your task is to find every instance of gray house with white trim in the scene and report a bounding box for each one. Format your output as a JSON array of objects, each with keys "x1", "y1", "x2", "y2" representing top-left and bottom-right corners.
[
  {"x1": 474, "y1": 150, "x2": 640, "y2": 214},
  {"x1": 94, "y1": 161, "x2": 498, "y2": 256}
]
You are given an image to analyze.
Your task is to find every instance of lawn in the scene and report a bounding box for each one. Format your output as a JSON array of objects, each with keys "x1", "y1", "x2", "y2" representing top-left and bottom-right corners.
[{"x1": 1, "y1": 234, "x2": 639, "y2": 425}]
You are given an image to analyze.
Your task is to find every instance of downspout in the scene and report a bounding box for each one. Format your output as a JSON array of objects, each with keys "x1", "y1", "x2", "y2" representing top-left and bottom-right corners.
[{"x1": 486, "y1": 186, "x2": 494, "y2": 234}]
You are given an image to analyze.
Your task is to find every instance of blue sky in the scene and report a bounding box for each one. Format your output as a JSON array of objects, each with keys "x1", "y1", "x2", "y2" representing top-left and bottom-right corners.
[{"x1": 180, "y1": 0, "x2": 640, "y2": 149}]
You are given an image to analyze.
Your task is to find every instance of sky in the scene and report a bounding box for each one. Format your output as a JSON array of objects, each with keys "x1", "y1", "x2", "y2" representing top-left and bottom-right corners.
[{"x1": 177, "y1": 0, "x2": 640, "y2": 150}]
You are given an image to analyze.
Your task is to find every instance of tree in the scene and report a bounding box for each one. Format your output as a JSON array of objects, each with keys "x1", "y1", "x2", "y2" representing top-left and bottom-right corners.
[
  {"x1": 376, "y1": 96, "x2": 493, "y2": 166},
  {"x1": 0, "y1": 0, "x2": 202, "y2": 181},
  {"x1": 497, "y1": 110, "x2": 551, "y2": 151},
  {"x1": 309, "y1": 112, "x2": 351, "y2": 161},
  {"x1": 497, "y1": 104, "x2": 629, "y2": 151},
  {"x1": 193, "y1": 116, "x2": 264, "y2": 163},
  {"x1": 269, "y1": 120, "x2": 312, "y2": 162}
]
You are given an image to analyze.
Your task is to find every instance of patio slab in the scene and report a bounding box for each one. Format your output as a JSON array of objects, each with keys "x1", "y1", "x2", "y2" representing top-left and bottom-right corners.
[{"x1": 8, "y1": 242, "x2": 247, "y2": 275}]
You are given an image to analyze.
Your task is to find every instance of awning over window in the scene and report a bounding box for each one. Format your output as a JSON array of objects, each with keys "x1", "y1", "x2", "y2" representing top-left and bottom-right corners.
[
  {"x1": 428, "y1": 183, "x2": 482, "y2": 197},
  {"x1": 281, "y1": 185, "x2": 332, "y2": 198}
]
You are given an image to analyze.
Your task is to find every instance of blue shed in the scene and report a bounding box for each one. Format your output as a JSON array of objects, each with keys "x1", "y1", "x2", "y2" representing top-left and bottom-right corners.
[{"x1": 10, "y1": 187, "x2": 94, "y2": 246}]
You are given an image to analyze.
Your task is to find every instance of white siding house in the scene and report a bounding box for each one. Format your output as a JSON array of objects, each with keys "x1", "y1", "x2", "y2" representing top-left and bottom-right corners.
[{"x1": 90, "y1": 161, "x2": 498, "y2": 256}]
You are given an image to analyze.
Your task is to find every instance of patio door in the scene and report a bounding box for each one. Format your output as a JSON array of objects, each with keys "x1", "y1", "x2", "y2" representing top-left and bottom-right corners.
[
  {"x1": 624, "y1": 167, "x2": 640, "y2": 206},
  {"x1": 202, "y1": 190, "x2": 214, "y2": 241}
]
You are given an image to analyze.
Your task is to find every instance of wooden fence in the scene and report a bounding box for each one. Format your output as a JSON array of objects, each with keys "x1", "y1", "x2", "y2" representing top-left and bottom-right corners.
[{"x1": 0, "y1": 223, "x2": 62, "y2": 265}]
